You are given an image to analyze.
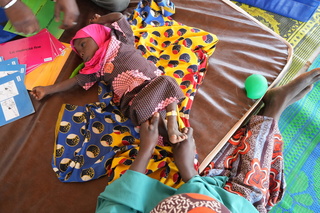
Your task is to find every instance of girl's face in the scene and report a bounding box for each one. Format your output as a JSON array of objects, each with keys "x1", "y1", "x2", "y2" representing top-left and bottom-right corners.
[{"x1": 73, "y1": 37, "x2": 99, "y2": 62}]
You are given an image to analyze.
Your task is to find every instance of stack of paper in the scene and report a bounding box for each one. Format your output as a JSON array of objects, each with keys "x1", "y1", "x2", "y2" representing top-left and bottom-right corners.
[
  {"x1": 0, "y1": 26, "x2": 72, "y2": 126},
  {"x1": 0, "y1": 29, "x2": 66, "y2": 74},
  {"x1": 25, "y1": 42, "x2": 72, "y2": 90},
  {"x1": 0, "y1": 28, "x2": 69, "y2": 126},
  {"x1": 0, "y1": 57, "x2": 34, "y2": 126}
]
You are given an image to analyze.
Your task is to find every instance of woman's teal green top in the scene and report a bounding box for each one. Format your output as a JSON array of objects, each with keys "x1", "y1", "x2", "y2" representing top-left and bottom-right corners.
[{"x1": 96, "y1": 170, "x2": 258, "y2": 213}]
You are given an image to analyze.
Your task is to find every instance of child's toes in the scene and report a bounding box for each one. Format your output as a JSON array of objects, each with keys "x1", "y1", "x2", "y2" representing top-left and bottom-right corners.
[{"x1": 170, "y1": 135, "x2": 180, "y2": 144}]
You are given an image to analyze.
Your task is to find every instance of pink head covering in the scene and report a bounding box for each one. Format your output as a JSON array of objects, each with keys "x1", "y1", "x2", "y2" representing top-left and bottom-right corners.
[{"x1": 71, "y1": 24, "x2": 111, "y2": 74}]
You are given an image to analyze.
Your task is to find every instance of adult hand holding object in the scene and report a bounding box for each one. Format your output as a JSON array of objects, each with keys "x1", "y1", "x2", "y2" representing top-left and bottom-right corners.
[
  {"x1": 54, "y1": 0, "x2": 79, "y2": 29},
  {"x1": 245, "y1": 74, "x2": 268, "y2": 99},
  {"x1": 0, "y1": 0, "x2": 39, "y2": 34},
  {"x1": 0, "y1": 0, "x2": 80, "y2": 35},
  {"x1": 1, "y1": 0, "x2": 128, "y2": 35}
]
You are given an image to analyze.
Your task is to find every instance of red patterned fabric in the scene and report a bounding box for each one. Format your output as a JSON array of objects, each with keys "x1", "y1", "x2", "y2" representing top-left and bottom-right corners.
[{"x1": 202, "y1": 115, "x2": 285, "y2": 212}]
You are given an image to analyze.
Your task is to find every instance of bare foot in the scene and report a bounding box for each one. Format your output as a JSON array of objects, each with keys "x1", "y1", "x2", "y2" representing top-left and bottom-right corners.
[
  {"x1": 261, "y1": 67, "x2": 320, "y2": 120},
  {"x1": 172, "y1": 127, "x2": 198, "y2": 182},
  {"x1": 157, "y1": 115, "x2": 187, "y2": 145},
  {"x1": 169, "y1": 129, "x2": 188, "y2": 144},
  {"x1": 167, "y1": 116, "x2": 187, "y2": 144}
]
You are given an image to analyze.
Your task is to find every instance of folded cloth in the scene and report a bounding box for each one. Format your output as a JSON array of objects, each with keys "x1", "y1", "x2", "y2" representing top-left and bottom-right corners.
[{"x1": 236, "y1": 0, "x2": 320, "y2": 22}]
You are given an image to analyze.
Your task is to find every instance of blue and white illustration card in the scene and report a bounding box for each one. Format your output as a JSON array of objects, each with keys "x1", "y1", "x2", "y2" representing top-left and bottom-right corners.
[
  {"x1": 0, "y1": 72, "x2": 34, "y2": 126},
  {"x1": 0, "y1": 57, "x2": 19, "y2": 65},
  {"x1": 0, "y1": 64, "x2": 26, "y2": 80}
]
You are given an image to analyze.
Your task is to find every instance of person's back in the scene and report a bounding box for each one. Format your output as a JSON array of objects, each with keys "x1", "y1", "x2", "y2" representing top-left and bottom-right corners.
[{"x1": 91, "y1": 0, "x2": 130, "y2": 12}]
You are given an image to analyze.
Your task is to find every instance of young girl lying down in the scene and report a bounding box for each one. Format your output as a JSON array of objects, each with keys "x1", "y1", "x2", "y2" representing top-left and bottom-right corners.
[{"x1": 30, "y1": 12, "x2": 187, "y2": 144}]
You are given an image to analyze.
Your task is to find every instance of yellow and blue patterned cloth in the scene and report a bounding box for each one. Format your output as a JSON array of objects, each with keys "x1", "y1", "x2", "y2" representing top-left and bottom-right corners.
[{"x1": 52, "y1": 0, "x2": 218, "y2": 187}]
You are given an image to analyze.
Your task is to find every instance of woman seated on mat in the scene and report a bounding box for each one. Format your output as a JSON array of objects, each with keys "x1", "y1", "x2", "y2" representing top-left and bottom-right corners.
[
  {"x1": 30, "y1": 12, "x2": 187, "y2": 144},
  {"x1": 95, "y1": 66, "x2": 320, "y2": 213}
]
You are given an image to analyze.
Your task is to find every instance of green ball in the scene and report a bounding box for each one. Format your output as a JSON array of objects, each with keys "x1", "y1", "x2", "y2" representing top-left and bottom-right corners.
[{"x1": 245, "y1": 74, "x2": 268, "y2": 99}]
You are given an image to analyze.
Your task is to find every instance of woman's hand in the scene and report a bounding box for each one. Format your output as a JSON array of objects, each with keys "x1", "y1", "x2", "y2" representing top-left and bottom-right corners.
[
  {"x1": 139, "y1": 112, "x2": 160, "y2": 154},
  {"x1": 3, "y1": 0, "x2": 39, "y2": 34},
  {"x1": 129, "y1": 113, "x2": 160, "y2": 173},
  {"x1": 54, "y1": 0, "x2": 79, "y2": 29},
  {"x1": 173, "y1": 127, "x2": 198, "y2": 182}
]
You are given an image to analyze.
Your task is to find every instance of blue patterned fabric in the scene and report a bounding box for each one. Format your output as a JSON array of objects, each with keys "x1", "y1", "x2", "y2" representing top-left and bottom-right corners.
[
  {"x1": 132, "y1": 0, "x2": 175, "y2": 25},
  {"x1": 52, "y1": 82, "x2": 139, "y2": 182},
  {"x1": 236, "y1": 0, "x2": 320, "y2": 22},
  {"x1": 0, "y1": 8, "x2": 16, "y2": 44}
]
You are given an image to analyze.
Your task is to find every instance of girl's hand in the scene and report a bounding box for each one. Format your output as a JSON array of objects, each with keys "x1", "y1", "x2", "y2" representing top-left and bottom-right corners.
[
  {"x1": 89, "y1": 12, "x2": 123, "y2": 26},
  {"x1": 89, "y1": 14, "x2": 102, "y2": 24},
  {"x1": 30, "y1": 78, "x2": 78, "y2": 101},
  {"x1": 30, "y1": 86, "x2": 49, "y2": 100}
]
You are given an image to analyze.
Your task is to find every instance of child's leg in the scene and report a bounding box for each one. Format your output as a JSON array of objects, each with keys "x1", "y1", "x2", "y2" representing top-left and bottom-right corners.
[
  {"x1": 158, "y1": 115, "x2": 169, "y2": 142},
  {"x1": 261, "y1": 66, "x2": 320, "y2": 120},
  {"x1": 166, "y1": 102, "x2": 187, "y2": 144}
]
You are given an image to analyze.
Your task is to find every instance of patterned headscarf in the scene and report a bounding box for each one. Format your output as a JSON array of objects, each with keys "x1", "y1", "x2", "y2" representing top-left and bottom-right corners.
[
  {"x1": 70, "y1": 24, "x2": 111, "y2": 74},
  {"x1": 150, "y1": 193, "x2": 231, "y2": 213}
]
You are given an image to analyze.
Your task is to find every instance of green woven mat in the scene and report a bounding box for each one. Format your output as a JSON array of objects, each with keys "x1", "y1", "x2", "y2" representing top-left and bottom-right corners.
[
  {"x1": 274, "y1": 54, "x2": 320, "y2": 213},
  {"x1": 232, "y1": 2, "x2": 320, "y2": 212}
]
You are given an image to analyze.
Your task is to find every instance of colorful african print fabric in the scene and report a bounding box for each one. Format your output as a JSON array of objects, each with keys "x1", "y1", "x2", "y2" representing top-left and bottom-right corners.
[
  {"x1": 128, "y1": 0, "x2": 218, "y2": 127},
  {"x1": 150, "y1": 193, "x2": 231, "y2": 213},
  {"x1": 229, "y1": 4, "x2": 320, "y2": 211},
  {"x1": 52, "y1": 0, "x2": 218, "y2": 187},
  {"x1": 202, "y1": 115, "x2": 285, "y2": 212}
]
